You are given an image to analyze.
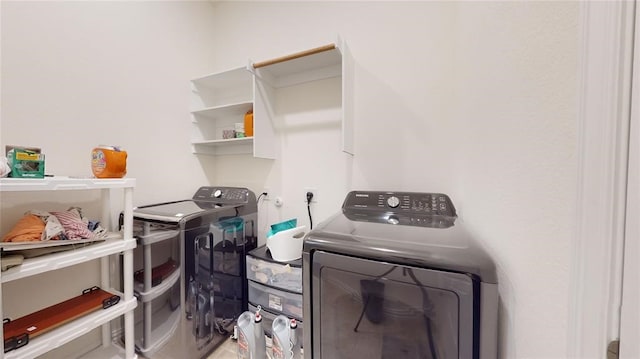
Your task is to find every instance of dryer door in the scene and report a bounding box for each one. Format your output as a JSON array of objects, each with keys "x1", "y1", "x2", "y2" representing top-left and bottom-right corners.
[{"x1": 310, "y1": 251, "x2": 477, "y2": 359}]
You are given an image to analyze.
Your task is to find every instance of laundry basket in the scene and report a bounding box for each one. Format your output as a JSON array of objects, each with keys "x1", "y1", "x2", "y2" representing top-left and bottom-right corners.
[{"x1": 266, "y1": 226, "x2": 306, "y2": 262}]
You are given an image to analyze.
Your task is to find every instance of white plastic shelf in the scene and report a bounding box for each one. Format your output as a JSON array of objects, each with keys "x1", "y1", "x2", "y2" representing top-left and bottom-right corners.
[
  {"x1": 0, "y1": 235, "x2": 112, "y2": 253},
  {"x1": 137, "y1": 229, "x2": 180, "y2": 246},
  {"x1": 0, "y1": 175, "x2": 136, "y2": 358},
  {"x1": 4, "y1": 297, "x2": 138, "y2": 359},
  {"x1": 133, "y1": 301, "x2": 180, "y2": 356},
  {"x1": 1, "y1": 238, "x2": 137, "y2": 283},
  {"x1": 134, "y1": 267, "x2": 180, "y2": 303},
  {"x1": 0, "y1": 177, "x2": 136, "y2": 192},
  {"x1": 78, "y1": 344, "x2": 139, "y2": 359}
]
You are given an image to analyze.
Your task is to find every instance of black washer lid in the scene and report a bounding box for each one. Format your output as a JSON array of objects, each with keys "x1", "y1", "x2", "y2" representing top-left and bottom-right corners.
[{"x1": 133, "y1": 186, "x2": 257, "y2": 223}]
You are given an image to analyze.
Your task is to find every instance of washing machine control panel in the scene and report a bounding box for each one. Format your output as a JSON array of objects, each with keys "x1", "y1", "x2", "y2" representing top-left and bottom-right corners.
[
  {"x1": 342, "y1": 191, "x2": 456, "y2": 228},
  {"x1": 192, "y1": 186, "x2": 252, "y2": 204},
  {"x1": 386, "y1": 196, "x2": 400, "y2": 208}
]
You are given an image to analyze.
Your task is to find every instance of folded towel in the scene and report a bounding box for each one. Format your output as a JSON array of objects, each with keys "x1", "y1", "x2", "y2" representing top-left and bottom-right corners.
[{"x1": 2, "y1": 214, "x2": 45, "y2": 242}]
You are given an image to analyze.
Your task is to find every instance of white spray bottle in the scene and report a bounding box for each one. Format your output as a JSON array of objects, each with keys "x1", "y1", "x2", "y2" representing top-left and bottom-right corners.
[
  {"x1": 253, "y1": 306, "x2": 267, "y2": 359},
  {"x1": 290, "y1": 318, "x2": 301, "y2": 359}
]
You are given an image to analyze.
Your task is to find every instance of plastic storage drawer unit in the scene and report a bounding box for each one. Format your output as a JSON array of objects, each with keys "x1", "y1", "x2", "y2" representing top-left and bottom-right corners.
[
  {"x1": 248, "y1": 281, "x2": 303, "y2": 320},
  {"x1": 246, "y1": 250, "x2": 302, "y2": 293},
  {"x1": 132, "y1": 222, "x2": 181, "y2": 356}
]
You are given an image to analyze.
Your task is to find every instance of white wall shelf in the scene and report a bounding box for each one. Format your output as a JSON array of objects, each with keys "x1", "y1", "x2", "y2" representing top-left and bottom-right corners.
[
  {"x1": 190, "y1": 37, "x2": 354, "y2": 158},
  {"x1": 190, "y1": 67, "x2": 269, "y2": 157},
  {"x1": 191, "y1": 67, "x2": 253, "y2": 104},
  {"x1": 192, "y1": 138, "x2": 254, "y2": 156},
  {"x1": 0, "y1": 177, "x2": 137, "y2": 359},
  {"x1": 191, "y1": 102, "x2": 253, "y2": 120},
  {"x1": 249, "y1": 39, "x2": 354, "y2": 156},
  {"x1": 251, "y1": 43, "x2": 342, "y2": 88},
  {"x1": 191, "y1": 137, "x2": 254, "y2": 146}
]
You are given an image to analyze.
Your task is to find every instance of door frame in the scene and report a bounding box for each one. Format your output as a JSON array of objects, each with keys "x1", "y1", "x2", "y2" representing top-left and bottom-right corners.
[
  {"x1": 619, "y1": 3, "x2": 640, "y2": 357},
  {"x1": 569, "y1": 1, "x2": 636, "y2": 357}
]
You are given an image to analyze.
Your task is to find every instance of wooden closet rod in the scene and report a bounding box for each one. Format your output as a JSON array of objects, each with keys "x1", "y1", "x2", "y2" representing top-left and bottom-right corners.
[{"x1": 252, "y1": 43, "x2": 336, "y2": 69}]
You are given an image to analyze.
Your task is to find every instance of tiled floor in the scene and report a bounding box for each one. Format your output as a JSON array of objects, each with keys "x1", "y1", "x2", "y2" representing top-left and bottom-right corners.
[
  {"x1": 207, "y1": 336, "x2": 275, "y2": 359},
  {"x1": 206, "y1": 338, "x2": 237, "y2": 359}
]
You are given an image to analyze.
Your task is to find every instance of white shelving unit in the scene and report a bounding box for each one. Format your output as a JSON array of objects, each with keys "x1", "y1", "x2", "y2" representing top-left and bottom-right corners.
[
  {"x1": 189, "y1": 37, "x2": 354, "y2": 158},
  {"x1": 190, "y1": 66, "x2": 268, "y2": 157},
  {"x1": 0, "y1": 177, "x2": 138, "y2": 359},
  {"x1": 132, "y1": 223, "x2": 180, "y2": 355},
  {"x1": 251, "y1": 43, "x2": 342, "y2": 88}
]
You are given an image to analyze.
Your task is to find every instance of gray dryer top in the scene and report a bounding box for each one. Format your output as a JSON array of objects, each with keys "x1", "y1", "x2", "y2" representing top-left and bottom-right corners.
[{"x1": 303, "y1": 191, "x2": 497, "y2": 283}]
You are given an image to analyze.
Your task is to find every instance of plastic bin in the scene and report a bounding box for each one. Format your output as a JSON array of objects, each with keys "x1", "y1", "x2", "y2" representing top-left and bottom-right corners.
[
  {"x1": 248, "y1": 281, "x2": 302, "y2": 320},
  {"x1": 246, "y1": 246, "x2": 302, "y2": 293},
  {"x1": 246, "y1": 254, "x2": 302, "y2": 293}
]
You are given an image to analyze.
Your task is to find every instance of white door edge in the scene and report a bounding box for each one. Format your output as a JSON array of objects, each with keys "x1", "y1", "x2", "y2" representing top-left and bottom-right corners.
[
  {"x1": 568, "y1": 1, "x2": 636, "y2": 358},
  {"x1": 619, "y1": 2, "x2": 640, "y2": 358}
]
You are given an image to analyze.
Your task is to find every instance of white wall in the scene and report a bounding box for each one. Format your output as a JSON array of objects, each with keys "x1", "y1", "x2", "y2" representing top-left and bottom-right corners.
[
  {"x1": 208, "y1": 2, "x2": 579, "y2": 358},
  {"x1": 0, "y1": 1, "x2": 222, "y2": 356},
  {"x1": 1, "y1": 1, "x2": 220, "y2": 207},
  {"x1": 0, "y1": 1, "x2": 580, "y2": 358}
]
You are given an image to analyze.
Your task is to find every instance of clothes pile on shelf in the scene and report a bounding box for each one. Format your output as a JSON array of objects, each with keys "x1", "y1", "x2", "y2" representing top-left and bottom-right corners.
[
  {"x1": 1, "y1": 207, "x2": 110, "y2": 271},
  {"x1": 2, "y1": 207, "x2": 107, "y2": 242}
]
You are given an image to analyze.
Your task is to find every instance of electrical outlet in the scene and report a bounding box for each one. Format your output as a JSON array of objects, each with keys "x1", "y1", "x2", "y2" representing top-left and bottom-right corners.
[{"x1": 304, "y1": 188, "x2": 318, "y2": 203}]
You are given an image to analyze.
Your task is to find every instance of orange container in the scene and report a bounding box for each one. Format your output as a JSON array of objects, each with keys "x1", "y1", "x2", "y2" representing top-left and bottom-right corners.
[
  {"x1": 244, "y1": 109, "x2": 254, "y2": 137},
  {"x1": 91, "y1": 146, "x2": 127, "y2": 178}
]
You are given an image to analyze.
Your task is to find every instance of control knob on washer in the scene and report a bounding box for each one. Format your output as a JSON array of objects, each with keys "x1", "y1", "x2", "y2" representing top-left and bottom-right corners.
[
  {"x1": 213, "y1": 189, "x2": 222, "y2": 198},
  {"x1": 387, "y1": 196, "x2": 400, "y2": 208}
]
